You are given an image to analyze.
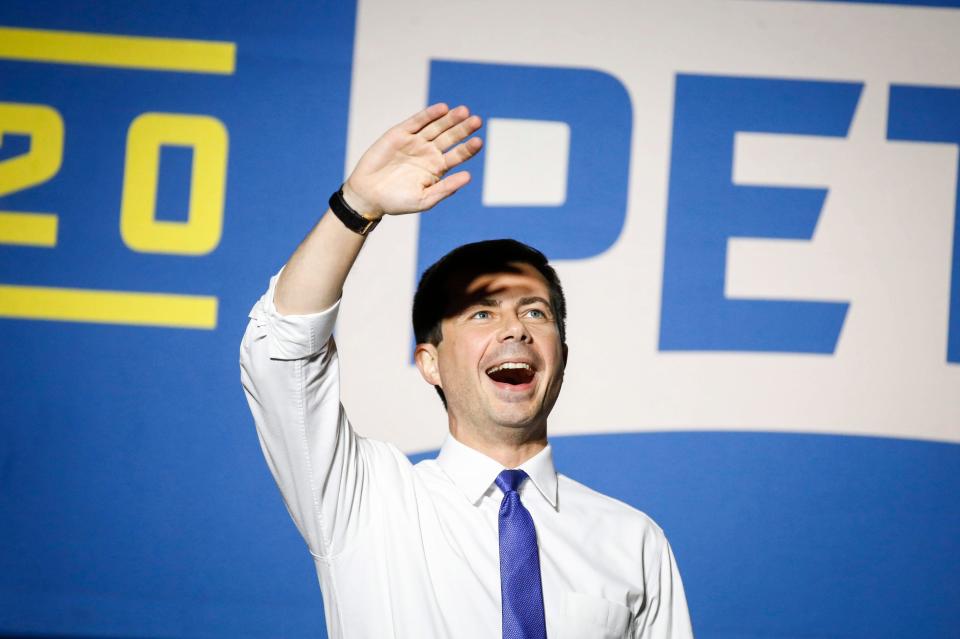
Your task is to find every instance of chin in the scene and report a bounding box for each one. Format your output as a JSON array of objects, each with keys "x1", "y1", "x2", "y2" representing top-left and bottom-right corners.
[{"x1": 489, "y1": 405, "x2": 544, "y2": 430}]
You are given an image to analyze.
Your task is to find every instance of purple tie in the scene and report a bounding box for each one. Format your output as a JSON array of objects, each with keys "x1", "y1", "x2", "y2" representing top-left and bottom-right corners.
[{"x1": 495, "y1": 469, "x2": 547, "y2": 639}]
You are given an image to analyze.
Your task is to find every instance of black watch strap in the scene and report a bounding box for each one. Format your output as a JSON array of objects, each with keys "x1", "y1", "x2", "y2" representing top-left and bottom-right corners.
[{"x1": 329, "y1": 187, "x2": 380, "y2": 236}]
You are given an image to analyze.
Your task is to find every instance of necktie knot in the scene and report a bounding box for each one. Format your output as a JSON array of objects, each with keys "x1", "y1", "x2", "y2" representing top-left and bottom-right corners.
[{"x1": 496, "y1": 469, "x2": 529, "y2": 495}]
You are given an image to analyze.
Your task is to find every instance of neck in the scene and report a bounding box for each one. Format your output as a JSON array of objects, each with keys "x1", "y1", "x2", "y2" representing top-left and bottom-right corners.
[{"x1": 448, "y1": 419, "x2": 548, "y2": 468}]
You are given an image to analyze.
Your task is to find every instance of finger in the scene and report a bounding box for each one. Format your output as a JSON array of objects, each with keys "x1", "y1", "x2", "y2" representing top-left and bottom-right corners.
[
  {"x1": 442, "y1": 136, "x2": 483, "y2": 170},
  {"x1": 434, "y1": 114, "x2": 483, "y2": 152},
  {"x1": 420, "y1": 171, "x2": 472, "y2": 210},
  {"x1": 400, "y1": 103, "x2": 449, "y2": 134},
  {"x1": 420, "y1": 105, "x2": 470, "y2": 141}
]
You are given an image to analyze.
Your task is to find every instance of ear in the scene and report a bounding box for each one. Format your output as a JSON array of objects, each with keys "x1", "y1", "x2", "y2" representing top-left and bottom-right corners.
[{"x1": 414, "y1": 343, "x2": 442, "y2": 387}]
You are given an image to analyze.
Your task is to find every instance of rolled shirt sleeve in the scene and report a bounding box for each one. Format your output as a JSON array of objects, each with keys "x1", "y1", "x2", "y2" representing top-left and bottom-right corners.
[{"x1": 239, "y1": 271, "x2": 367, "y2": 557}]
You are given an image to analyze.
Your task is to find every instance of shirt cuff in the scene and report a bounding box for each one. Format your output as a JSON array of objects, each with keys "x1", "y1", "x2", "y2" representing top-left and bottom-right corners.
[{"x1": 248, "y1": 269, "x2": 341, "y2": 360}]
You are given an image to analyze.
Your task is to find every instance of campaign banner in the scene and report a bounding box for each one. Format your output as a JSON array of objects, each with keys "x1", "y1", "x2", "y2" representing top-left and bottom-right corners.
[{"x1": 1, "y1": 1, "x2": 958, "y2": 637}]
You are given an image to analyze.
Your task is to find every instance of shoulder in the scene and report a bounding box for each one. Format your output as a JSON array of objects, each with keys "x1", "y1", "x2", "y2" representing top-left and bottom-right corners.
[
  {"x1": 410, "y1": 457, "x2": 449, "y2": 489},
  {"x1": 360, "y1": 436, "x2": 417, "y2": 471},
  {"x1": 558, "y1": 473, "x2": 668, "y2": 547}
]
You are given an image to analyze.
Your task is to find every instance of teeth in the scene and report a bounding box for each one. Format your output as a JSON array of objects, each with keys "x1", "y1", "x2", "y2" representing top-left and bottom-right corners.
[{"x1": 486, "y1": 362, "x2": 532, "y2": 374}]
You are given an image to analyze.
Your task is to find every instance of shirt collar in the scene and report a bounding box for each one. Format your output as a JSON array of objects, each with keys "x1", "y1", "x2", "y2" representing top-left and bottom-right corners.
[{"x1": 436, "y1": 434, "x2": 558, "y2": 509}]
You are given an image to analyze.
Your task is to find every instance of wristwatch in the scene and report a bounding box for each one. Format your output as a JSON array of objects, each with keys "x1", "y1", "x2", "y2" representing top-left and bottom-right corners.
[{"x1": 329, "y1": 186, "x2": 380, "y2": 236}]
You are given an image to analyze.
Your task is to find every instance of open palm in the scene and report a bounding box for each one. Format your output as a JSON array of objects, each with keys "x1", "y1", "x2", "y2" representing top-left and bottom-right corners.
[{"x1": 343, "y1": 104, "x2": 484, "y2": 218}]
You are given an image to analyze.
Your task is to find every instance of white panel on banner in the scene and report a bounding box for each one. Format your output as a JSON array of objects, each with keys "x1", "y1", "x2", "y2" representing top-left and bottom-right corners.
[
  {"x1": 338, "y1": 0, "x2": 960, "y2": 452},
  {"x1": 482, "y1": 118, "x2": 570, "y2": 206}
]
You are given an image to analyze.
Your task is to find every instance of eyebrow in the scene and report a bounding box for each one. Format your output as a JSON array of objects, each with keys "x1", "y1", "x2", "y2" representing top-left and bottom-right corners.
[
  {"x1": 469, "y1": 296, "x2": 551, "y2": 308},
  {"x1": 518, "y1": 296, "x2": 551, "y2": 308}
]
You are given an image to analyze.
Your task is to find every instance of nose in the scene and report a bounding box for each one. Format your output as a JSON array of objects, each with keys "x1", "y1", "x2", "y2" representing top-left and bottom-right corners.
[{"x1": 498, "y1": 312, "x2": 531, "y2": 343}]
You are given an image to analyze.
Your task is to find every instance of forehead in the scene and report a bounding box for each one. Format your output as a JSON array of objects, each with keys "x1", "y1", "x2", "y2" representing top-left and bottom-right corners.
[{"x1": 443, "y1": 261, "x2": 550, "y2": 307}]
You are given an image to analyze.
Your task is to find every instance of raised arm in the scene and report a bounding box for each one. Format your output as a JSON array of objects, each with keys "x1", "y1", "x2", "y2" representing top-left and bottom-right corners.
[
  {"x1": 274, "y1": 103, "x2": 483, "y2": 314},
  {"x1": 241, "y1": 104, "x2": 482, "y2": 557}
]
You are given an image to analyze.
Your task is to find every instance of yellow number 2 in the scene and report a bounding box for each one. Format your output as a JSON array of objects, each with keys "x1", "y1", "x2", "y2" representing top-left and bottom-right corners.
[
  {"x1": 0, "y1": 102, "x2": 64, "y2": 247},
  {"x1": 120, "y1": 112, "x2": 228, "y2": 255}
]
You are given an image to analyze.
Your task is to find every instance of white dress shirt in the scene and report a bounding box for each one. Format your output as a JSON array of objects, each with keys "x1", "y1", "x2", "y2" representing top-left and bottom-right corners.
[{"x1": 240, "y1": 273, "x2": 694, "y2": 639}]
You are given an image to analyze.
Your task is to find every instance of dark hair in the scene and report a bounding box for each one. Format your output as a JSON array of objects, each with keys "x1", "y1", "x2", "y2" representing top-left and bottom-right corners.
[{"x1": 412, "y1": 239, "x2": 567, "y2": 406}]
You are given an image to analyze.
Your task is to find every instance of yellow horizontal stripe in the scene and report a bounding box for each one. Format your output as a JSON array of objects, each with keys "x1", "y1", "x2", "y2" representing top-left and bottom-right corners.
[
  {"x1": 0, "y1": 26, "x2": 235, "y2": 74},
  {"x1": 0, "y1": 212, "x2": 58, "y2": 247},
  {"x1": 0, "y1": 284, "x2": 218, "y2": 329}
]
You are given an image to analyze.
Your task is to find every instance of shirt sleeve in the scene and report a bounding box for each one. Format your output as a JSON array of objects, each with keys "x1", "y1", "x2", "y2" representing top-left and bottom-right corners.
[
  {"x1": 633, "y1": 531, "x2": 695, "y2": 639},
  {"x1": 239, "y1": 270, "x2": 370, "y2": 558}
]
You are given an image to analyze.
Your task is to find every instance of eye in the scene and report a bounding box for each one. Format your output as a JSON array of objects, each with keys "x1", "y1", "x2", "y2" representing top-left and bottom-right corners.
[
  {"x1": 525, "y1": 308, "x2": 547, "y2": 319},
  {"x1": 471, "y1": 310, "x2": 491, "y2": 319}
]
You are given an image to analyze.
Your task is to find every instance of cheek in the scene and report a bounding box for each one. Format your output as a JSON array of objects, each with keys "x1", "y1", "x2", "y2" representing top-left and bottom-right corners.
[
  {"x1": 532, "y1": 329, "x2": 563, "y2": 361},
  {"x1": 451, "y1": 330, "x2": 487, "y2": 359},
  {"x1": 438, "y1": 336, "x2": 482, "y2": 382}
]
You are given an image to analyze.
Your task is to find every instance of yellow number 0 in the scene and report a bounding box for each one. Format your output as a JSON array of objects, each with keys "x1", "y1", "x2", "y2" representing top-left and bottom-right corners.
[{"x1": 120, "y1": 112, "x2": 228, "y2": 255}]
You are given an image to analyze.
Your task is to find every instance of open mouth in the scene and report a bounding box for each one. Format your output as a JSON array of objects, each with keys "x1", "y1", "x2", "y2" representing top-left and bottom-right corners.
[{"x1": 485, "y1": 362, "x2": 536, "y2": 386}]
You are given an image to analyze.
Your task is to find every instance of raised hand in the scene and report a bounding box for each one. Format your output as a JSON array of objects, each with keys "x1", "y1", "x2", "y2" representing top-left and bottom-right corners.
[
  {"x1": 342, "y1": 104, "x2": 483, "y2": 220},
  {"x1": 274, "y1": 103, "x2": 481, "y2": 314}
]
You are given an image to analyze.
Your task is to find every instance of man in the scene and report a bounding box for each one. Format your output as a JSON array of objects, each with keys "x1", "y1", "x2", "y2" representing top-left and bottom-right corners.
[{"x1": 240, "y1": 103, "x2": 693, "y2": 638}]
